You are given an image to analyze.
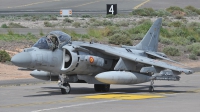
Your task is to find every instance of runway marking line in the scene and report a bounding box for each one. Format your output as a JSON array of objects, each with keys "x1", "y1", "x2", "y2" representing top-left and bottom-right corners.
[
  {"x1": 0, "y1": 81, "x2": 55, "y2": 88},
  {"x1": 187, "y1": 89, "x2": 200, "y2": 93},
  {"x1": 6, "y1": 0, "x2": 104, "y2": 9},
  {"x1": 82, "y1": 93, "x2": 164, "y2": 100},
  {"x1": 65, "y1": 0, "x2": 104, "y2": 8},
  {"x1": 133, "y1": 0, "x2": 150, "y2": 9},
  {"x1": 72, "y1": 0, "x2": 102, "y2": 7},
  {"x1": 156, "y1": 92, "x2": 176, "y2": 95},
  {"x1": 0, "y1": 98, "x2": 85, "y2": 108},
  {"x1": 31, "y1": 100, "x2": 119, "y2": 112},
  {"x1": 30, "y1": 93, "x2": 165, "y2": 112},
  {"x1": 7, "y1": 0, "x2": 62, "y2": 9}
]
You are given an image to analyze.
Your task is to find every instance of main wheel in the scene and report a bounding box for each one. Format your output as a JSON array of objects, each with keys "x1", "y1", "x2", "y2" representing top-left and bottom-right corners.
[
  {"x1": 94, "y1": 84, "x2": 102, "y2": 92},
  {"x1": 94, "y1": 84, "x2": 110, "y2": 92},
  {"x1": 101, "y1": 84, "x2": 110, "y2": 92},
  {"x1": 149, "y1": 86, "x2": 154, "y2": 92},
  {"x1": 61, "y1": 83, "x2": 71, "y2": 94}
]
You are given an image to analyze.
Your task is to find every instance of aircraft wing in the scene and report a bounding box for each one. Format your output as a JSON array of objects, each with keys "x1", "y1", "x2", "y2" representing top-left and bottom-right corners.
[
  {"x1": 79, "y1": 43, "x2": 193, "y2": 75},
  {"x1": 145, "y1": 51, "x2": 187, "y2": 67}
]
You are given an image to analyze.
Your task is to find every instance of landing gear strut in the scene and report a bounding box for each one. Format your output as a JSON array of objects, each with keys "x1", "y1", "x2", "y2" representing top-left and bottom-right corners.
[
  {"x1": 58, "y1": 74, "x2": 71, "y2": 94},
  {"x1": 94, "y1": 84, "x2": 110, "y2": 92},
  {"x1": 149, "y1": 80, "x2": 154, "y2": 92}
]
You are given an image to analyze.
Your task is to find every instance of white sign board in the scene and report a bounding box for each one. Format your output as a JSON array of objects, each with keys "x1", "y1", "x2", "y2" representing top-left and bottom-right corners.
[{"x1": 60, "y1": 9, "x2": 72, "y2": 16}]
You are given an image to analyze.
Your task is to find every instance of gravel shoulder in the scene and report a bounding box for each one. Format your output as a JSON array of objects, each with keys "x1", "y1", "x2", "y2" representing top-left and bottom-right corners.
[{"x1": 0, "y1": 63, "x2": 32, "y2": 80}]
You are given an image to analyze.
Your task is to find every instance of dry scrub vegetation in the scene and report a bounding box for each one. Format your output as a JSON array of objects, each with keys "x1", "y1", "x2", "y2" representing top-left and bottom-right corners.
[{"x1": 0, "y1": 6, "x2": 200, "y2": 62}]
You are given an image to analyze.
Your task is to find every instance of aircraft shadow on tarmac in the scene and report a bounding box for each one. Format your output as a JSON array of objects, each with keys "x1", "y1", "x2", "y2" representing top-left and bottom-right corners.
[{"x1": 23, "y1": 85, "x2": 195, "y2": 97}]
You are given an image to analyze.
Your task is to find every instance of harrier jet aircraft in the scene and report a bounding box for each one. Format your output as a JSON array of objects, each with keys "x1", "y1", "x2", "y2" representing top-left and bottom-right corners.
[{"x1": 11, "y1": 18, "x2": 193, "y2": 94}]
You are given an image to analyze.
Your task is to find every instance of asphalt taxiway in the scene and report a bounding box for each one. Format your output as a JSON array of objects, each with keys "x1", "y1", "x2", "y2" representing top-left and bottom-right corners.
[
  {"x1": 0, "y1": 0, "x2": 147, "y2": 14},
  {"x1": 0, "y1": 73, "x2": 200, "y2": 112},
  {"x1": 0, "y1": 0, "x2": 199, "y2": 15}
]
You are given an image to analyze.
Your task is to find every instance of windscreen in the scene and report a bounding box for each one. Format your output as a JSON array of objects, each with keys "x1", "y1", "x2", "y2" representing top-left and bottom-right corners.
[
  {"x1": 32, "y1": 31, "x2": 71, "y2": 50},
  {"x1": 48, "y1": 31, "x2": 71, "y2": 45},
  {"x1": 32, "y1": 37, "x2": 49, "y2": 49}
]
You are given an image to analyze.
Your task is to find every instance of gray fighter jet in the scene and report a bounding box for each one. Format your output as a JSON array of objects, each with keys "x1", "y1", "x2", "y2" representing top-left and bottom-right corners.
[{"x1": 11, "y1": 18, "x2": 193, "y2": 94}]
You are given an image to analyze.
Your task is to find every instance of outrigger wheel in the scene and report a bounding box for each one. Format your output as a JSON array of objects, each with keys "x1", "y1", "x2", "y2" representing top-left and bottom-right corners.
[
  {"x1": 149, "y1": 86, "x2": 154, "y2": 92},
  {"x1": 149, "y1": 80, "x2": 155, "y2": 92}
]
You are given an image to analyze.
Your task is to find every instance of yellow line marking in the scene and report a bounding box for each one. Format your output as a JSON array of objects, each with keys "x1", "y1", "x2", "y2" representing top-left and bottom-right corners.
[
  {"x1": 82, "y1": 93, "x2": 164, "y2": 100},
  {"x1": 133, "y1": 0, "x2": 150, "y2": 9},
  {"x1": 188, "y1": 89, "x2": 200, "y2": 93},
  {"x1": 156, "y1": 92, "x2": 176, "y2": 95},
  {"x1": 7, "y1": 0, "x2": 104, "y2": 9},
  {"x1": 7, "y1": 0, "x2": 62, "y2": 9},
  {"x1": 65, "y1": 0, "x2": 104, "y2": 8}
]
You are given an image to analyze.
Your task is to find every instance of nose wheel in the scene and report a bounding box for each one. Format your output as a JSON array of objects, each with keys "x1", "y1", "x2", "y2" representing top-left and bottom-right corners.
[
  {"x1": 58, "y1": 74, "x2": 71, "y2": 94},
  {"x1": 60, "y1": 83, "x2": 71, "y2": 94},
  {"x1": 149, "y1": 80, "x2": 154, "y2": 92}
]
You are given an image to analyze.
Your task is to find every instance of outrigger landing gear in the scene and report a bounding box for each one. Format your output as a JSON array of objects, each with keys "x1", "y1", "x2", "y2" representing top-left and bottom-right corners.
[
  {"x1": 149, "y1": 80, "x2": 154, "y2": 92},
  {"x1": 94, "y1": 84, "x2": 110, "y2": 92},
  {"x1": 58, "y1": 74, "x2": 71, "y2": 94}
]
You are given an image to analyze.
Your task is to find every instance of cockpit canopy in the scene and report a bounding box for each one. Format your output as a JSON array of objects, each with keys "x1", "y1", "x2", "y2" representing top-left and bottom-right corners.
[{"x1": 33, "y1": 31, "x2": 71, "y2": 50}]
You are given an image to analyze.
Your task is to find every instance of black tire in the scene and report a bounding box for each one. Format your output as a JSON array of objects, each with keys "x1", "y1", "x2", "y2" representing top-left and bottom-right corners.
[
  {"x1": 149, "y1": 86, "x2": 154, "y2": 92},
  {"x1": 94, "y1": 84, "x2": 101, "y2": 92},
  {"x1": 94, "y1": 84, "x2": 110, "y2": 92},
  {"x1": 61, "y1": 83, "x2": 71, "y2": 94},
  {"x1": 101, "y1": 84, "x2": 110, "y2": 92}
]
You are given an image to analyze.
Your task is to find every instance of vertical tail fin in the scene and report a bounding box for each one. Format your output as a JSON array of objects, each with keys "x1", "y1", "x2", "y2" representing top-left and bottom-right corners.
[{"x1": 135, "y1": 18, "x2": 162, "y2": 52}]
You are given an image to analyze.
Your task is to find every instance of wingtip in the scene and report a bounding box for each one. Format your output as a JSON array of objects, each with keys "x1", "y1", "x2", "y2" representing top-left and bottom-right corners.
[{"x1": 185, "y1": 70, "x2": 195, "y2": 75}]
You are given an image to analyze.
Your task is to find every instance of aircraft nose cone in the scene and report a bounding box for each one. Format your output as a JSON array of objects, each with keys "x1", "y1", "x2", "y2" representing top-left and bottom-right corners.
[{"x1": 11, "y1": 52, "x2": 32, "y2": 67}]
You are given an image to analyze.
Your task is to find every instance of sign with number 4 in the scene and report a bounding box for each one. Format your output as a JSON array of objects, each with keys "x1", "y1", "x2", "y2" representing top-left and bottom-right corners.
[{"x1": 107, "y1": 4, "x2": 117, "y2": 15}]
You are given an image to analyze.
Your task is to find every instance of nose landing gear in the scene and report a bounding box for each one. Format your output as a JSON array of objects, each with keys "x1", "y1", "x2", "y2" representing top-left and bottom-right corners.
[{"x1": 58, "y1": 74, "x2": 71, "y2": 94}]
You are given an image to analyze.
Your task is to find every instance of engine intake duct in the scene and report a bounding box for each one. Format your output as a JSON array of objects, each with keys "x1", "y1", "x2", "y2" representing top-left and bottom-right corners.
[{"x1": 64, "y1": 49, "x2": 72, "y2": 68}]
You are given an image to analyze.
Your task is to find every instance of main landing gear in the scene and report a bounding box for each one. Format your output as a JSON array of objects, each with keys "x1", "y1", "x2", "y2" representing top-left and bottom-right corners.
[
  {"x1": 94, "y1": 84, "x2": 110, "y2": 92},
  {"x1": 149, "y1": 80, "x2": 154, "y2": 92},
  {"x1": 58, "y1": 74, "x2": 110, "y2": 94},
  {"x1": 58, "y1": 74, "x2": 71, "y2": 94}
]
